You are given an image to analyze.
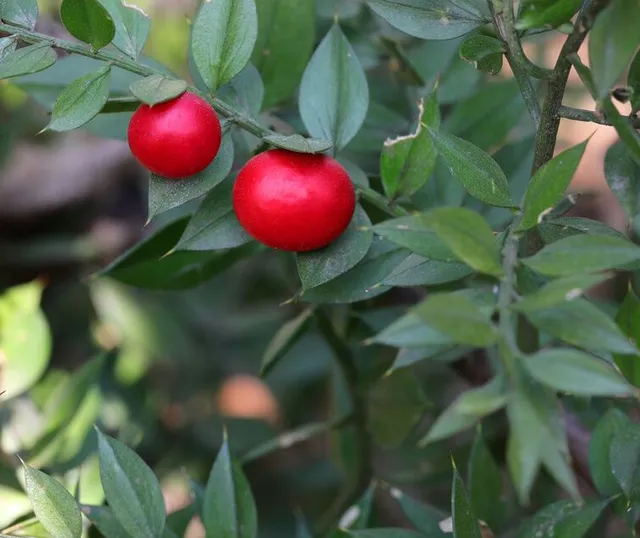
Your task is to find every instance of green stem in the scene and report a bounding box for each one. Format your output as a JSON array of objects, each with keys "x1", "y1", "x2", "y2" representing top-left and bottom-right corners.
[
  {"x1": 356, "y1": 185, "x2": 410, "y2": 218},
  {"x1": 314, "y1": 309, "x2": 372, "y2": 536},
  {"x1": 498, "y1": 231, "x2": 521, "y2": 357},
  {"x1": 558, "y1": 104, "x2": 640, "y2": 128}
]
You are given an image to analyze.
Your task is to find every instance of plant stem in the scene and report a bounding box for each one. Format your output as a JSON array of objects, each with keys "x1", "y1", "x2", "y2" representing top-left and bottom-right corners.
[
  {"x1": 356, "y1": 185, "x2": 410, "y2": 218},
  {"x1": 498, "y1": 230, "x2": 521, "y2": 357},
  {"x1": 314, "y1": 309, "x2": 372, "y2": 536}
]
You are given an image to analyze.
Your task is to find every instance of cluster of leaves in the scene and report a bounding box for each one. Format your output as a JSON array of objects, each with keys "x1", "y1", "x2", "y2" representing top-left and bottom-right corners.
[{"x1": 2, "y1": 0, "x2": 640, "y2": 536}]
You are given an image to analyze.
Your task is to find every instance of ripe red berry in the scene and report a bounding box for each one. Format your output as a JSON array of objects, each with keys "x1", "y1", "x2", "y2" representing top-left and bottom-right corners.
[
  {"x1": 233, "y1": 149, "x2": 356, "y2": 252},
  {"x1": 127, "y1": 92, "x2": 222, "y2": 179}
]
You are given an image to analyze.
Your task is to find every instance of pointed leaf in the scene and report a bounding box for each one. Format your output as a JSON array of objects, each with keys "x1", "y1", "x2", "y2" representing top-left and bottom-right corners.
[
  {"x1": 615, "y1": 289, "x2": 640, "y2": 385},
  {"x1": 460, "y1": 35, "x2": 504, "y2": 62},
  {"x1": 387, "y1": 487, "x2": 446, "y2": 537},
  {"x1": 610, "y1": 424, "x2": 640, "y2": 501},
  {"x1": 81, "y1": 505, "x2": 135, "y2": 538},
  {"x1": 589, "y1": 409, "x2": 630, "y2": 497},
  {"x1": 48, "y1": 66, "x2": 111, "y2": 131},
  {"x1": 96, "y1": 430, "x2": 166, "y2": 538},
  {"x1": 629, "y1": 49, "x2": 640, "y2": 113},
  {"x1": 373, "y1": 216, "x2": 455, "y2": 261},
  {"x1": 372, "y1": 312, "x2": 453, "y2": 349},
  {"x1": 0, "y1": 0, "x2": 38, "y2": 28},
  {"x1": 130, "y1": 74, "x2": 187, "y2": 106},
  {"x1": 261, "y1": 308, "x2": 314, "y2": 377},
  {"x1": 383, "y1": 255, "x2": 472, "y2": 287},
  {"x1": 263, "y1": 134, "x2": 333, "y2": 154},
  {"x1": 98, "y1": 0, "x2": 150, "y2": 58},
  {"x1": 468, "y1": 429, "x2": 502, "y2": 531},
  {"x1": 60, "y1": 0, "x2": 116, "y2": 50},
  {"x1": 299, "y1": 24, "x2": 369, "y2": 152},
  {"x1": 24, "y1": 465, "x2": 82, "y2": 538},
  {"x1": 0, "y1": 42, "x2": 56, "y2": 79},
  {"x1": 366, "y1": 0, "x2": 489, "y2": 40},
  {"x1": 191, "y1": 0, "x2": 258, "y2": 91},
  {"x1": 218, "y1": 63, "x2": 264, "y2": 117},
  {"x1": 519, "y1": 141, "x2": 588, "y2": 230},
  {"x1": 203, "y1": 439, "x2": 258, "y2": 538},
  {"x1": 605, "y1": 140, "x2": 640, "y2": 220},
  {"x1": 427, "y1": 128, "x2": 514, "y2": 208},
  {"x1": 517, "y1": 499, "x2": 608, "y2": 538},
  {"x1": 452, "y1": 460, "x2": 483, "y2": 538}
]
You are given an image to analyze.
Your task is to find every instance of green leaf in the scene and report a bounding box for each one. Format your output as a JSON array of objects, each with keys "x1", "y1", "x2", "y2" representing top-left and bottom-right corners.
[
  {"x1": 517, "y1": 499, "x2": 608, "y2": 538},
  {"x1": 460, "y1": 34, "x2": 504, "y2": 63},
  {"x1": 262, "y1": 134, "x2": 333, "y2": 154},
  {"x1": 130, "y1": 74, "x2": 187, "y2": 106},
  {"x1": 523, "y1": 348, "x2": 634, "y2": 396},
  {"x1": 203, "y1": 438, "x2": 258, "y2": 538},
  {"x1": 421, "y1": 207, "x2": 503, "y2": 276},
  {"x1": 419, "y1": 378, "x2": 506, "y2": 445},
  {"x1": 0, "y1": 0, "x2": 38, "y2": 28},
  {"x1": 96, "y1": 430, "x2": 166, "y2": 538},
  {"x1": 191, "y1": 0, "x2": 258, "y2": 91},
  {"x1": 372, "y1": 312, "x2": 452, "y2": 348},
  {"x1": 24, "y1": 465, "x2": 82, "y2": 538},
  {"x1": 368, "y1": 370, "x2": 428, "y2": 448},
  {"x1": 413, "y1": 293, "x2": 497, "y2": 347},
  {"x1": 601, "y1": 96, "x2": 640, "y2": 164},
  {"x1": 0, "y1": 281, "x2": 51, "y2": 400},
  {"x1": 349, "y1": 531, "x2": 424, "y2": 538},
  {"x1": 381, "y1": 93, "x2": 439, "y2": 198},
  {"x1": 176, "y1": 178, "x2": 251, "y2": 251},
  {"x1": 512, "y1": 273, "x2": 609, "y2": 312},
  {"x1": 261, "y1": 307, "x2": 314, "y2": 377},
  {"x1": 149, "y1": 134, "x2": 234, "y2": 217},
  {"x1": 589, "y1": 409, "x2": 630, "y2": 498},
  {"x1": 373, "y1": 216, "x2": 455, "y2": 261},
  {"x1": 525, "y1": 299, "x2": 638, "y2": 355},
  {"x1": 0, "y1": 36, "x2": 17, "y2": 60},
  {"x1": 605, "y1": 140, "x2": 640, "y2": 220},
  {"x1": 589, "y1": 0, "x2": 640, "y2": 99},
  {"x1": 517, "y1": 0, "x2": 583, "y2": 30},
  {"x1": 218, "y1": 63, "x2": 264, "y2": 117},
  {"x1": 60, "y1": 0, "x2": 116, "y2": 50},
  {"x1": 366, "y1": 0, "x2": 489, "y2": 40},
  {"x1": 468, "y1": 428, "x2": 502, "y2": 531},
  {"x1": 251, "y1": 0, "x2": 315, "y2": 107},
  {"x1": 629, "y1": 49, "x2": 640, "y2": 113},
  {"x1": 299, "y1": 24, "x2": 369, "y2": 152},
  {"x1": 538, "y1": 216, "x2": 627, "y2": 244},
  {"x1": 98, "y1": 0, "x2": 150, "y2": 58},
  {"x1": 338, "y1": 157, "x2": 369, "y2": 188},
  {"x1": 300, "y1": 243, "x2": 408, "y2": 304},
  {"x1": 47, "y1": 66, "x2": 111, "y2": 132},
  {"x1": 519, "y1": 141, "x2": 588, "y2": 231},
  {"x1": 387, "y1": 488, "x2": 446, "y2": 537},
  {"x1": 382, "y1": 255, "x2": 472, "y2": 287},
  {"x1": 523, "y1": 234, "x2": 640, "y2": 276},
  {"x1": 427, "y1": 128, "x2": 515, "y2": 208},
  {"x1": 0, "y1": 42, "x2": 56, "y2": 79},
  {"x1": 615, "y1": 290, "x2": 640, "y2": 386},
  {"x1": 451, "y1": 459, "x2": 482, "y2": 538},
  {"x1": 297, "y1": 205, "x2": 373, "y2": 290},
  {"x1": 610, "y1": 423, "x2": 640, "y2": 501},
  {"x1": 81, "y1": 505, "x2": 135, "y2": 538}
]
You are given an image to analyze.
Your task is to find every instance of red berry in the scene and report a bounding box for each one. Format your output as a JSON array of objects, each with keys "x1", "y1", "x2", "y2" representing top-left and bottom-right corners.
[
  {"x1": 233, "y1": 149, "x2": 356, "y2": 252},
  {"x1": 127, "y1": 92, "x2": 222, "y2": 179}
]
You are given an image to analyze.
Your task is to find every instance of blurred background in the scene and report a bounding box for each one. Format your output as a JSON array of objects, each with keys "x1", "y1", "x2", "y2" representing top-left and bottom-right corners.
[{"x1": 0, "y1": 0, "x2": 633, "y2": 536}]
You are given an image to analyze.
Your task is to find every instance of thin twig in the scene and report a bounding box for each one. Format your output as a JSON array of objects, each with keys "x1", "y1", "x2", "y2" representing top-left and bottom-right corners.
[{"x1": 558, "y1": 105, "x2": 640, "y2": 128}]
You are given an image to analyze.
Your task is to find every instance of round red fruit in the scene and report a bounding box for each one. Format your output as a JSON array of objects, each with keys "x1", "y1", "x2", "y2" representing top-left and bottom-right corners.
[
  {"x1": 127, "y1": 92, "x2": 222, "y2": 179},
  {"x1": 233, "y1": 149, "x2": 356, "y2": 252}
]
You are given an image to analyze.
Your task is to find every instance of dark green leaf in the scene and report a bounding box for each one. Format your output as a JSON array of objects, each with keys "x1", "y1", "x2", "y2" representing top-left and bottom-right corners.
[
  {"x1": 297, "y1": 204, "x2": 373, "y2": 289},
  {"x1": 203, "y1": 438, "x2": 258, "y2": 538},
  {"x1": 419, "y1": 378, "x2": 506, "y2": 445},
  {"x1": 519, "y1": 141, "x2": 588, "y2": 230},
  {"x1": 299, "y1": 24, "x2": 369, "y2": 152},
  {"x1": 0, "y1": 42, "x2": 56, "y2": 79},
  {"x1": 261, "y1": 307, "x2": 314, "y2": 377},
  {"x1": 388, "y1": 487, "x2": 446, "y2": 537},
  {"x1": 81, "y1": 505, "x2": 134, "y2": 538},
  {"x1": 589, "y1": 408, "x2": 630, "y2": 497},
  {"x1": 414, "y1": 293, "x2": 497, "y2": 347},
  {"x1": 421, "y1": 207, "x2": 503, "y2": 276},
  {"x1": 24, "y1": 465, "x2": 82, "y2": 538},
  {"x1": 427, "y1": 128, "x2": 515, "y2": 208},
  {"x1": 452, "y1": 459, "x2": 482, "y2": 538},
  {"x1": 610, "y1": 423, "x2": 640, "y2": 501},
  {"x1": 615, "y1": 290, "x2": 640, "y2": 386},
  {"x1": 517, "y1": 0, "x2": 582, "y2": 30},
  {"x1": 263, "y1": 133, "x2": 333, "y2": 154},
  {"x1": 149, "y1": 134, "x2": 234, "y2": 217},
  {"x1": 605, "y1": 140, "x2": 640, "y2": 220},
  {"x1": 349, "y1": 531, "x2": 424, "y2": 538},
  {"x1": 601, "y1": 96, "x2": 640, "y2": 164},
  {"x1": 516, "y1": 499, "x2": 608, "y2": 538},
  {"x1": 130, "y1": 74, "x2": 187, "y2": 106},
  {"x1": 525, "y1": 299, "x2": 638, "y2": 355},
  {"x1": 96, "y1": 429, "x2": 166, "y2": 538},
  {"x1": 538, "y1": 216, "x2": 627, "y2": 243},
  {"x1": 191, "y1": 0, "x2": 257, "y2": 90},
  {"x1": 47, "y1": 66, "x2": 111, "y2": 131},
  {"x1": 629, "y1": 49, "x2": 640, "y2": 113},
  {"x1": 381, "y1": 92, "x2": 439, "y2": 198},
  {"x1": 372, "y1": 312, "x2": 452, "y2": 348},
  {"x1": 252, "y1": 0, "x2": 315, "y2": 107},
  {"x1": 383, "y1": 255, "x2": 472, "y2": 287},
  {"x1": 589, "y1": 0, "x2": 640, "y2": 99},
  {"x1": 373, "y1": 216, "x2": 455, "y2": 261},
  {"x1": 60, "y1": 0, "x2": 116, "y2": 50},
  {"x1": 218, "y1": 63, "x2": 264, "y2": 117},
  {"x1": 523, "y1": 348, "x2": 634, "y2": 396},
  {"x1": 468, "y1": 429, "x2": 502, "y2": 531},
  {"x1": 366, "y1": 0, "x2": 489, "y2": 40},
  {"x1": 0, "y1": 0, "x2": 38, "y2": 28},
  {"x1": 176, "y1": 177, "x2": 251, "y2": 251},
  {"x1": 512, "y1": 273, "x2": 609, "y2": 312},
  {"x1": 460, "y1": 35, "x2": 504, "y2": 62},
  {"x1": 390, "y1": 345, "x2": 471, "y2": 370},
  {"x1": 523, "y1": 234, "x2": 640, "y2": 276},
  {"x1": 98, "y1": 0, "x2": 150, "y2": 58},
  {"x1": 368, "y1": 370, "x2": 428, "y2": 448}
]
